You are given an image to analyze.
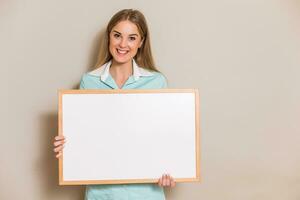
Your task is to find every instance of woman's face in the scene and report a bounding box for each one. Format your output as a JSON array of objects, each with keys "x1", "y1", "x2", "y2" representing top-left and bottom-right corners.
[{"x1": 109, "y1": 20, "x2": 143, "y2": 65}]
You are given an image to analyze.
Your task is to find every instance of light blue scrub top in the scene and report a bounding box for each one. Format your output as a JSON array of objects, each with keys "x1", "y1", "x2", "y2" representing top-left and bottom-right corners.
[{"x1": 79, "y1": 60, "x2": 167, "y2": 200}]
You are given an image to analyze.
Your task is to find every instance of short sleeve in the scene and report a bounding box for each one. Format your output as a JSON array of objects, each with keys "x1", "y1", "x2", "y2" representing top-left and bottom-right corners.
[
  {"x1": 79, "y1": 75, "x2": 86, "y2": 89},
  {"x1": 159, "y1": 74, "x2": 168, "y2": 89}
]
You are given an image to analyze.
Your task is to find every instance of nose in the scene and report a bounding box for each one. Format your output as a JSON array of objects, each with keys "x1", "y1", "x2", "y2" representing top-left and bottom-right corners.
[{"x1": 119, "y1": 38, "x2": 127, "y2": 48}]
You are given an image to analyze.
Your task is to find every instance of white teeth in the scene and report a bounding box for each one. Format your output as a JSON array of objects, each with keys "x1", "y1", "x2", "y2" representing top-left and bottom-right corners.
[{"x1": 117, "y1": 49, "x2": 128, "y2": 54}]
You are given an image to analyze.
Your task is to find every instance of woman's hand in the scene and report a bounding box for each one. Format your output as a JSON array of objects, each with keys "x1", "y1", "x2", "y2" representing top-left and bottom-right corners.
[
  {"x1": 158, "y1": 174, "x2": 176, "y2": 188},
  {"x1": 53, "y1": 135, "x2": 66, "y2": 158}
]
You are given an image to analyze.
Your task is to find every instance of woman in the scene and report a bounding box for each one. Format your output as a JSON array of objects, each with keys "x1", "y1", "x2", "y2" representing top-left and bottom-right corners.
[{"x1": 54, "y1": 9, "x2": 175, "y2": 200}]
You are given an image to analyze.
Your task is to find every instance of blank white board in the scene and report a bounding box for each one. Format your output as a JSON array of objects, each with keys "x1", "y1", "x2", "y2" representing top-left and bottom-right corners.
[{"x1": 58, "y1": 89, "x2": 200, "y2": 185}]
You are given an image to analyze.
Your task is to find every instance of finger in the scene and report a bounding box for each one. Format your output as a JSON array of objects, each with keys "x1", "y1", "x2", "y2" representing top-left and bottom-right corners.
[
  {"x1": 54, "y1": 145, "x2": 64, "y2": 152},
  {"x1": 166, "y1": 174, "x2": 171, "y2": 186},
  {"x1": 54, "y1": 140, "x2": 65, "y2": 147},
  {"x1": 54, "y1": 138, "x2": 66, "y2": 144},
  {"x1": 55, "y1": 135, "x2": 65, "y2": 140},
  {"x1": 56, "y1": 151, "x2": 62, "y2": 158},
  {"x1": 162, "y1": 174, "x2": 167, "y2": 186}
]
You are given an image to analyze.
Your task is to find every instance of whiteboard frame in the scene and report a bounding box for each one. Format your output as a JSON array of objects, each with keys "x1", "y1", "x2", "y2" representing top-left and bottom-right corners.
[{"x1": 58, "y1": 89, "x2": 200, "y2": 185}]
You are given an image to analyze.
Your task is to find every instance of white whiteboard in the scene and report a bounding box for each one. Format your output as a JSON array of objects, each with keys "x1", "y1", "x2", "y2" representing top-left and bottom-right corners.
[{"x1": 58, "y1": 89, "x2": 200, "y2": 185}]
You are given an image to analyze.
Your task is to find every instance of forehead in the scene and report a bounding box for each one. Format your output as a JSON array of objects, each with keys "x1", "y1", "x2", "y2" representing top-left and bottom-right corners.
[{"x1": 111, "y1": 20, "x2": 140, "y2": 35}]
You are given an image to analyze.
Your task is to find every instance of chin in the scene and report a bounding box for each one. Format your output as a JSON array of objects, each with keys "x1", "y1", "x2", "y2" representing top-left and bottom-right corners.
[{"x1": 112, "y1": 56, "x2": 132, "y2": 65}]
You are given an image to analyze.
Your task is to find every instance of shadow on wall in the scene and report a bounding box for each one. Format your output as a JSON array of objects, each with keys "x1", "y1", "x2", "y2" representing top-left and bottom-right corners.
[
  {"x1": 165, "y1": 186, "x2": 178, "y2": 199},
  {"x1": 38, "y1": 111, "x2": 85, "y2": 199}
]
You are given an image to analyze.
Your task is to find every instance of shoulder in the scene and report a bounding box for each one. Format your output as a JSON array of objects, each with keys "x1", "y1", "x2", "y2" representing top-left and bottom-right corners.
[
  {"x1": 80, "y1": 72, "x2": 99, "y2": 82},
  {"x1": 86, "y1": 65, "x2": 106, "y2": 77},
  {"x1": 152, "y1": 71, "x2": 167, "y2": 83},
  {"x1": 138, "y1": 66, "x2": 166, "y2": 80},
  {"x1": 142, "y1": 70, "x2": 168, "y2": 89},
  {"x1": 79, "y1": 70, "x2": 102, "y2": 89},
  {"x1": 79, "y1": 63, "x2": 106, "y2": 84}
]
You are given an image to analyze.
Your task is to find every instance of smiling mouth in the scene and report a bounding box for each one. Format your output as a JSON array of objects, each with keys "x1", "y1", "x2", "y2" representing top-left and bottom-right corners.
[{"x1": 117, "y1": 48, "x2": 129, "y2": 55}]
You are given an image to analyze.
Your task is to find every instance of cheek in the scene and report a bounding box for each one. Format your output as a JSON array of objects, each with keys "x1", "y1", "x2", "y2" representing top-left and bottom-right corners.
[
  {"x1": 109, "y1": 39, "x2": 118, "y2": 53},
  {"x1": 108, "y1": 43, "x2": 114, "y2": 55},
  {"x1": 128, "y1": 41, "x2": 140, "y2": 52},
  {"x1": 109, "y1": 37, "x2": 118, "y2": 47}
]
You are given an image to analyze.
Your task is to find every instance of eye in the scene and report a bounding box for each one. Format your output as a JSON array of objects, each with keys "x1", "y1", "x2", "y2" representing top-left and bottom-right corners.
[
  {"x1": 113, "y1": 33, "x2": 121, "y2": 38},
  {"x1": 129, "y1": 36, "x2": 136, "y2": 41}
]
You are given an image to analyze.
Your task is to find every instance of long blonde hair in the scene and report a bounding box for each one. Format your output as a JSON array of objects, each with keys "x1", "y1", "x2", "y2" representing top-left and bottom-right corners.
[{"x1": 94, "y1": 9, "x2": 159, "y2": 72}]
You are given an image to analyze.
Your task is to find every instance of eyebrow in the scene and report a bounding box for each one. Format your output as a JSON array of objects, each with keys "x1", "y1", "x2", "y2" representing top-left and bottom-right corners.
[{"x1": 112, "y1": 30, "x2": 139, "y2": 37}]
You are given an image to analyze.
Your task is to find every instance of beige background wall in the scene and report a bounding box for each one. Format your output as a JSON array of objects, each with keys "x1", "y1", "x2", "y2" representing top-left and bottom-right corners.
[{"x1": 1, "y1": 0, "x2": 299, "y2": 199}]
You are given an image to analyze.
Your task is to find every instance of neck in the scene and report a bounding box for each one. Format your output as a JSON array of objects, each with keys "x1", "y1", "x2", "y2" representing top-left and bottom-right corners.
[{"x1": 109, "y1": 60, "x2": 133, "y2": 88}]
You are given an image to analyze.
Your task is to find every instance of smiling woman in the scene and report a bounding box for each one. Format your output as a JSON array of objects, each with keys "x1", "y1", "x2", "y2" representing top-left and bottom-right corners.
[
  {"x1": 98, "y1": 9, "x2": 158, "y2": 73},
  {"x1": 108, "y1": 20, "x2": 145, "y2": 88},
  {"x1": 53, "y1": 9, "x2": 175, "y2": 200},
  {"x1": 109, "y1": 20, "x2": 143, "y2": 66}
]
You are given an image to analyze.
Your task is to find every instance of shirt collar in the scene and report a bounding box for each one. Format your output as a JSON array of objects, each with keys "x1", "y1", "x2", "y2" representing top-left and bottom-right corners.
[{"x1": 88, "y1": 59, "x2": 154, "y2": 82}]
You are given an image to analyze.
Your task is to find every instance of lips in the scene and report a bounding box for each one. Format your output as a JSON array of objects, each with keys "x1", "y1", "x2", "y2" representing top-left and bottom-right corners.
[{"x1": 116, "y1": 48, "x2": 129, "y2": 55}]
